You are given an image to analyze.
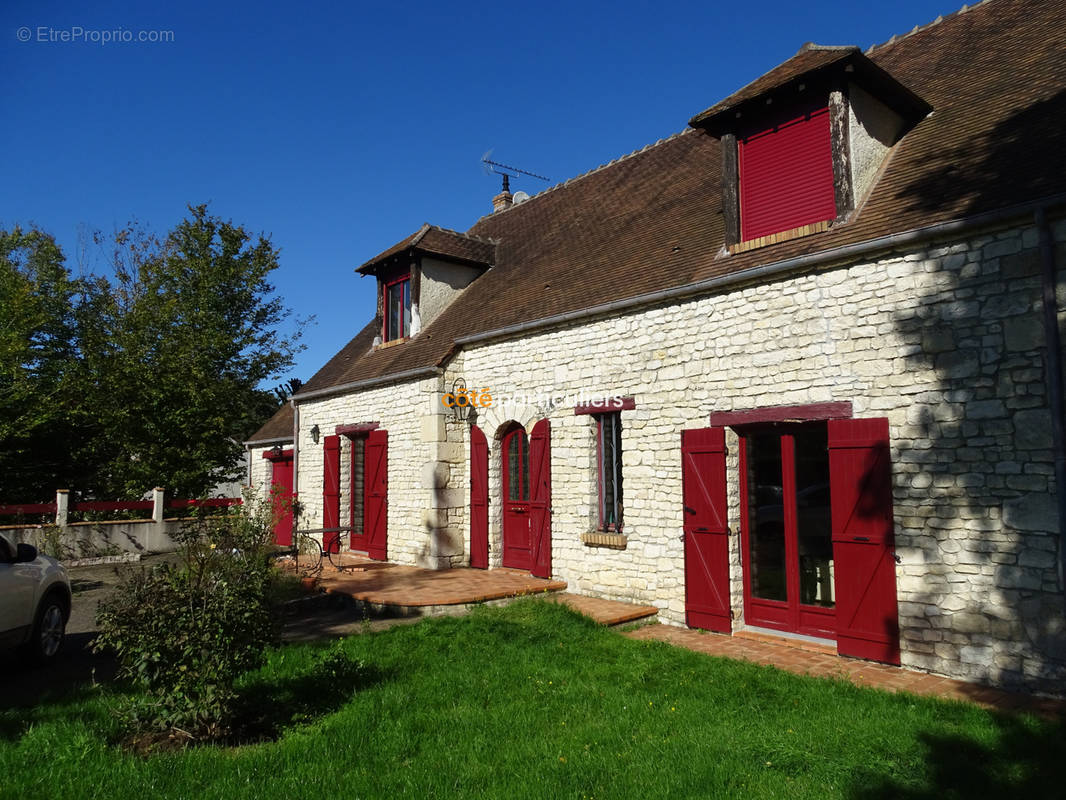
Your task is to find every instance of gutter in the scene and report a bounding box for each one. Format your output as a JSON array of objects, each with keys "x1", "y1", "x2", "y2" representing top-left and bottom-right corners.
[
  {"x1": 456, "y1": 194, "x2": 1066, "y2": 347},
  {"x1": 1035, "y1": 207, "x2": 1066, "y2": 604},
  {"x1": 242, "y1": 435, "x2": 294, "y2": 448},
  {"x1": 290, "y1": 365, "x2": 443, "y2": 402}
]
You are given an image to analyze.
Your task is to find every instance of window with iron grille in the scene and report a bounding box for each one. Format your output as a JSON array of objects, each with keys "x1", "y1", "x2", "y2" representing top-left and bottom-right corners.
[{"x1": 596, "y1": 412, "x2": 623, "y2": 530}]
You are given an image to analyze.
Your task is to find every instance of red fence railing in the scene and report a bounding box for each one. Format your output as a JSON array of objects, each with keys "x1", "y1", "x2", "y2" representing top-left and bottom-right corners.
[
  {"x1": 72, "y1": 500, "x2": 155, "y2": 513},
  {"x1": 0, "y1": 503, "x2": 57, "y2": 516},
  {"x1": 0, "y1": 495, "x2": 242, "y2": 521},
  {"x1": 166, "y1": 498, "x2": 242, "y2": 510}
]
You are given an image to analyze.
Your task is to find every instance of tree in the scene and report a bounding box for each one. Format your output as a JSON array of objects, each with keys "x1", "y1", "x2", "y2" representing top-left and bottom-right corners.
[
  {"x1": 0, "y1": 205, "x2": 305, "y2": 502},
  {"x1": 0, "y1": 228, "x2": 91, "y2": 500},
  {"x1": 87, "y1": 205, "x2": 304, "y2": 498}
]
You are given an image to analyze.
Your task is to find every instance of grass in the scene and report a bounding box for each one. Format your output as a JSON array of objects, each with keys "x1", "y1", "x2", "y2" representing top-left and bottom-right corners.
[{"x1": 1, "y1": 599, "x2": 1064, "y2": 799}]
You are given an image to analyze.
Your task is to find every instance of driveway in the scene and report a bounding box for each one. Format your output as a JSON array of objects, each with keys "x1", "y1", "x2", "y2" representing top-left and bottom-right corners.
[
  {"x1": 0, "y1": 554, "x2": 424, "y2": 709},
  {"x1": 0, "y1": 554, "x2": 178, "y2": 709}
]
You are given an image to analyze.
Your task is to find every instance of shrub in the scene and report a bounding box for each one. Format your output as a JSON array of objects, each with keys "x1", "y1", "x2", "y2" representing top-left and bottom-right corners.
[{"x1": 94, "y1": 497, "x2": 278, "y2": 742}]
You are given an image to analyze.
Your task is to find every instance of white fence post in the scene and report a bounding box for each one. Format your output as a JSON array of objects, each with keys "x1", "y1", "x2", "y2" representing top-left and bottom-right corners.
[
  {"x1": 55, "y1": 489, "x2": 69, "y2": 527},
  {"x1": 150, "y1": 487, "x2": 166, "y2": 552}
]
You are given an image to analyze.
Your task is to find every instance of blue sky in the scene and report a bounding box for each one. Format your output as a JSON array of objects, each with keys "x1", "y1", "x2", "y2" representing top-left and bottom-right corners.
[{"x1": 3, "y1": 0, "x2": 963, "y2": 386}]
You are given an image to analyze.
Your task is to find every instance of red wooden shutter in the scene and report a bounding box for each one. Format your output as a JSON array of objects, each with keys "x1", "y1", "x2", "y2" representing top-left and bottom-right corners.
[
  {"x1": 470, "y1": 424, "x2": 489, "y2": 569},
  {"x1": 322, "y1": 434, "x2": 341, "y2": 553},
  {"x1": 528, "y1": 419, "x2": 552, "y2": 579},
  {"x1": 828, "y1": 418, "x2": 901, "y2": 665},
  {"x1": 364, "y1": 429, "x2": 388, "y2": 561},
  {"x1": 270, "y1": 457, "x2": 294, "y2": 547},
  {"x1": 681, "y1": 427, "x2": 732, "y2": 633},
  {"x1": 738, "y1": 103, "x2": 836, "y2": 242}
]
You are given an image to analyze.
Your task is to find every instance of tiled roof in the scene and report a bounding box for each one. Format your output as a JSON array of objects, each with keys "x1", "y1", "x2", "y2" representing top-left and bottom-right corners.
[
  {"x1": 246, "y1": 403, "x2": 293, "y2": 444},
  {"x1": 357, "y1": 224, "x2": 496, "y2": 274},
  {"x1": 302, "y1": 0, "x2": 1066, "y2": 395}
]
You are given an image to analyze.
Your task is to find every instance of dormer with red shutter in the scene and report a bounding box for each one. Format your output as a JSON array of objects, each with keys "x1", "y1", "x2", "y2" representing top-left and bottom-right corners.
[
  {"x1": 356, "y1": 224, "x2": 496, "y2": 347},
  {"x1": 690, "y1": 44, "x2": 931, "y2": 253}
]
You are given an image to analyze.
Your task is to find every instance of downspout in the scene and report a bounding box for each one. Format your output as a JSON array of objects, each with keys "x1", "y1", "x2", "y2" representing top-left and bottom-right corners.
[
  {"x1": 244, "y1": 444, "x2": 252, "y2": 489},
  {"x1": 290, "y1": 398, "x2": 300, "y2": 515},
  {"x1": 1035, "y1": 207, "x2": 1066, "y2": 603}
]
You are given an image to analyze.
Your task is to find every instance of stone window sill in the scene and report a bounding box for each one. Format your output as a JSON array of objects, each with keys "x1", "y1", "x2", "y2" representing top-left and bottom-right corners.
[{"x1": 581, "y1": 531, "x2": 627, "y2": 550}]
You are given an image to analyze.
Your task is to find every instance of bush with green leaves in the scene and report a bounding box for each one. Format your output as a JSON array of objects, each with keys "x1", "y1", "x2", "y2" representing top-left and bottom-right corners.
[{"x1": 94, "y1": 498, "x2": 278, "y2": 742}]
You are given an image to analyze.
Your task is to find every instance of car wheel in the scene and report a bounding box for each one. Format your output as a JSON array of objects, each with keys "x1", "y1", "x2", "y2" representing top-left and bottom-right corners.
[{"x1": 28, "y1": 594, "x2": 67, "y2": 663}]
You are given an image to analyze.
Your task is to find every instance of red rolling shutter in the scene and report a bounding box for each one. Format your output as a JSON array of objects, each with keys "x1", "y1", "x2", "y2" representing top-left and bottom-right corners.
[
  {"x1": 322, "y1": 435, "x2": 341, "y2": 554},
  {"x1": 528, "y1": 419, "x2": 552, "y2": 579},
  {"x1": 828, "y1": 418, "x2": 901, "y2": 665},
  {"x1": 681, "y1": 427, "x2": 732, "y2": 633},
  {"x1": 364, "y1": 429, "x2": 388, "y2": 562},
  {"x1": 470, "y1": 425, "x2": 489, "y2": 569},
  {"x1": 738, "y1": 103, "x2": 836, "y2": 242}
]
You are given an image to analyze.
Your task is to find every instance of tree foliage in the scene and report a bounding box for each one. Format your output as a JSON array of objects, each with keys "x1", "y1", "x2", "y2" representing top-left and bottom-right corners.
[{"x1": 0, "y1": 205, "x2": 304, "y2": 502}]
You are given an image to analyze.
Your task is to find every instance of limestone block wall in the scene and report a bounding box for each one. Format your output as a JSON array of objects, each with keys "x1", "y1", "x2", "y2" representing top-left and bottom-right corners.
[
  {"x1": 247, "y1": 447, "x2": 273, "y2": 498},
  {"x1": 453, "y1": 216, "x2": 1065, "y2": 693},
  {"x1": 296, "y1": 378, "x2": 432, "y2": 565},
  {"x1": 294, "y1": 372, "x2": 473, "y2": 569}
]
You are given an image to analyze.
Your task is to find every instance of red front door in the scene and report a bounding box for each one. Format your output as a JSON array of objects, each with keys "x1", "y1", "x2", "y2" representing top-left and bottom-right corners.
[
  {"x1": 269, "y1": 452, "x2": 295, "y2": 547},
  {"x1": 502, "y1": 425, "x2": 531, "y2": 570},
  {"x1": 740, "y1": 424, "x2": 836, "y2": 639}
]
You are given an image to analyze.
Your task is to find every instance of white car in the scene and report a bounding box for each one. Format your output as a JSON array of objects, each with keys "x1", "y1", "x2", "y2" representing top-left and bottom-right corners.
[{"x1": 0, "y1": 532, "x2": 71, "y2": 662}]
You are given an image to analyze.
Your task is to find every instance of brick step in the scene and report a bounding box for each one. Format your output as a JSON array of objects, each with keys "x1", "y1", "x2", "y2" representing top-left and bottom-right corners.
[{"x1": 548, "y1": 592, "x2": 660, "y2": 626}]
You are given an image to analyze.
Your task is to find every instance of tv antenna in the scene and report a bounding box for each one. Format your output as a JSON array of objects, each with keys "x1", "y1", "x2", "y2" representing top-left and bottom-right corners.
[{"x1": 481, "y1": 151, "x2": 550, "y2": 193}]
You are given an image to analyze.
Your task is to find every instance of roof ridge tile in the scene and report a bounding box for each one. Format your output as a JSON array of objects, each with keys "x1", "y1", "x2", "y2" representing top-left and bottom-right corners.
[{"x1": 865, "y1": 0, "x2": 995, "y2": 54}]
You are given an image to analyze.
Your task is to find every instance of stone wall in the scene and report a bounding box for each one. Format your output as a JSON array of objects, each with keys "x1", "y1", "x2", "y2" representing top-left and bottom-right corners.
[
  {"x1": 454, "y1": 217, "x2": 1065, "y2": 693},
  {"x1": 295, "y1": 375, "x2": 471, "y2": 568},
  {"x1": 247, "y1": 446, "x2": 274, "y2": 500},
  {"x1": 300, "y1": 215, "x2": 1066, "y2": 692}
]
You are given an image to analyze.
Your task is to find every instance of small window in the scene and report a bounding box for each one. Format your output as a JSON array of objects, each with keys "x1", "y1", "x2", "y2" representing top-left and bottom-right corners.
[
  {"x1": 384, "y1": 276, "x2": 411, "y2": 341},
  {"x1": 596, "y1": 412, "x2": 623, "y2": 530}
]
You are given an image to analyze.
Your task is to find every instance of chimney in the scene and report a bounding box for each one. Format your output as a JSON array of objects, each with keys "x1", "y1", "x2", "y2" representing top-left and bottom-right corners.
[
  {"x1": 492, "y1": 191, "x2": 513, "y2": 212},
  {"x1": 492, "y1": 173, "x2": 513, "y2": 212}
]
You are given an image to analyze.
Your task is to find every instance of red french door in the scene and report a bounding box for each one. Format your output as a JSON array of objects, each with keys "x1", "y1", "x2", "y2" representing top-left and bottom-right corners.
[
  {"x1": 740, "y1": 423, "x2": 836, "y2": 639},
  {"x1": 268, "y1": 451, "x2": 295, "y2": 547},
  {"x1": 501, "y1": 425, "x2": 532, "y2": 571}
]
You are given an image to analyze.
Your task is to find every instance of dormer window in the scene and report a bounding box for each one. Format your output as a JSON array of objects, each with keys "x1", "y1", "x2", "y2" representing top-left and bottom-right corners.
[
  {"x1": 383, "y1": 275, "x2": 411, "y2": 342},
  {"x1": 689, "y1": 44, "x2": 931, "y2": 253},
  {"x1": 357, "y1": 224, "x2": 496, "y2": 347},
  {"x1": 738, "y1": 100, "x2": 836, "y2": 242}
]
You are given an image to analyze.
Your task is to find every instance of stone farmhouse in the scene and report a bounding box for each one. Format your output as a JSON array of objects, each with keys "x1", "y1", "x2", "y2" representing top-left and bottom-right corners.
[{"x1": 246, "y1": 0, "x2": 1066, "y2": 694}]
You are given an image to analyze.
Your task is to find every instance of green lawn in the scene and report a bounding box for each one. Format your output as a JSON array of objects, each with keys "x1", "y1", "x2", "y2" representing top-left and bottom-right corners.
[{"x1": 2, "y1": 600, "x2": 1063, "y2": 799}]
